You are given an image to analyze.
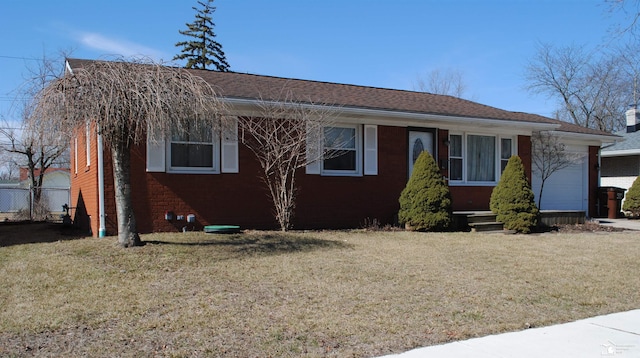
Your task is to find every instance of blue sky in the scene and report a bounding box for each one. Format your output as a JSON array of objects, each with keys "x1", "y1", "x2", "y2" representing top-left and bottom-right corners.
[{"x1": 0, "y1": 0, "x2": 628, "y2": 123}]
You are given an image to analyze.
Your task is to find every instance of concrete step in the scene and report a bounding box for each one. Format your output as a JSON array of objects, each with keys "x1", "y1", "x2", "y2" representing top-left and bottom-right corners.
[
  {"x1": 469, "y1": 221, "x2": 504, "y2": 233},
  {"x1": 467, "y1": 213, "x2": 499, "y2": 224}
]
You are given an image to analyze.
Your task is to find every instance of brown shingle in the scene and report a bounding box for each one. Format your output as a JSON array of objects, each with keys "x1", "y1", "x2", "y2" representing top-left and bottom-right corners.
[{"x1": 66, "y1": 58, "x2": 616, "y2": 138}]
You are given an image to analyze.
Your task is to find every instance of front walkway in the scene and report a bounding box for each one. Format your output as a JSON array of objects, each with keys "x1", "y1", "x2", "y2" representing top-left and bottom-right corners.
[
  {"x1": 597, "y1": 218, "x2": 640, "y2": 231},
  {"x1": 380, "y1": 309, "x2": 640, "y2": 358}
]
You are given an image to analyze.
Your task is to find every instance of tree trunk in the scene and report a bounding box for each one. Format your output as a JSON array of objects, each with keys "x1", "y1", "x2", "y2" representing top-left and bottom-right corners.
[
  {"x1": 111, "y1": 140, "x2": 142, "y2": 247},
  {"x1": 537, "y1": 180, "x2": 546, "y2": 210}
]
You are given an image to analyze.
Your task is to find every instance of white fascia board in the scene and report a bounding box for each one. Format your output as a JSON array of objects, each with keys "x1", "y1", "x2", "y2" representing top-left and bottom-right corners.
[
  {"x1": 601, "y1": 148, "x2": 640, "y2": 157},
  {"x1": 550, "y1": 131, "x2": 621, "y2": 146},
  {"x1": 224, "y1": 97, "x2": 559, "y2": 133}
]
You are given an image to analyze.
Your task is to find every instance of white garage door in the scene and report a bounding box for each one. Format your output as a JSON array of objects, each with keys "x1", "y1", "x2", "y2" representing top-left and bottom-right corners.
[{"x1": 531, "y1": 145, "x2": 588, "y2": 211}]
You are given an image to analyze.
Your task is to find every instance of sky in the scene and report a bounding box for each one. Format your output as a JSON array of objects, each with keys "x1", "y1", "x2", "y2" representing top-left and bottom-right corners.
[{"x1": 0, "y1": 0, "x2": 633, "y2": 123}]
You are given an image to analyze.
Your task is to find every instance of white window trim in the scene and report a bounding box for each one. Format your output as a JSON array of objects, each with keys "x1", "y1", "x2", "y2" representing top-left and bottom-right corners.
[
  {"x1": 449, "y1": 132, "x2": 517, "y2": 186},
  {"x1": 321, "y1": 124, "x2": 363, "y2": 177},
  {"x1": 166, "y1": 129, "x2": 221, "y2": 174},
  {"x1": 85, "y1": 121, "x2": 91, "y2": 167}
]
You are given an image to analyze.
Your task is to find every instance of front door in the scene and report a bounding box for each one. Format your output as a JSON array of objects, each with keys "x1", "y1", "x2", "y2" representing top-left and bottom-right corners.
[{"x1": 408, "y1": 130, "x2": 434, "y2": 178}]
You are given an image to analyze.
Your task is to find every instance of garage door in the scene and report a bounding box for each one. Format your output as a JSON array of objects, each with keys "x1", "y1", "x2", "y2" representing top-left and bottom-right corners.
[{"x1": 531, "y1": 145, "x2": 588, "y2": 211}]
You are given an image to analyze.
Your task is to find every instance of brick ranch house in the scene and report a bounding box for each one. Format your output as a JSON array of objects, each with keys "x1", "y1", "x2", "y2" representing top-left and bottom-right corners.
[{"x1": 66, "y1": 59, "x2": 617, "y2": 237}]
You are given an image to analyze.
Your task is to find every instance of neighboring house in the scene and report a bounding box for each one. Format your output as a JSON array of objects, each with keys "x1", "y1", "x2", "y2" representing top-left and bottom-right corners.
[
  {"x1": 0, "y1": 179, "x2": 21, "y2": 215},
  {"x1": 600, "y1": 106, "x2": 640, "y2": 208},
  {"x1": 0, "y1": 167, "x2": 70, "y2": 216},
  {"x1": 66, "y1": 59, "x2": 617, "y2": 237},
  {"x1": 18, "y1": 167, "x2": 70, "y2": 189}
]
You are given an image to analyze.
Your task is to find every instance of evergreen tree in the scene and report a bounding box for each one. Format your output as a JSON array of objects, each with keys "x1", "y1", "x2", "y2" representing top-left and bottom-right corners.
[
  {"x1": 622, "y1": 177, "x2": 640, "y2": 217},
  {"x1": 398, "y1": 151, "x2": 452, "y2": 231},
  {"x1": 490, "y1": 155, "x2": 539, "y2": 233},
  {"x1": 174, "y1": 0, "x2": 230, "y2": 71}
]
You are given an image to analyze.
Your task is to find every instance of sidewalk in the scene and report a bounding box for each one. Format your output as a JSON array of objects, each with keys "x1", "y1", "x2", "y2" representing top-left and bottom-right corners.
[
  {"x1": 596, "y1": 218, "x2": 640, "y2": 231},
  {"x1": 380, "y1": 309, "x2": 640, "y2": 358}
]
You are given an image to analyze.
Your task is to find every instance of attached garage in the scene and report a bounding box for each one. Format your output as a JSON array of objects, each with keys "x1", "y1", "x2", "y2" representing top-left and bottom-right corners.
[{"x1": 531, "y1": 144, "x2": 589, "y2": 212}]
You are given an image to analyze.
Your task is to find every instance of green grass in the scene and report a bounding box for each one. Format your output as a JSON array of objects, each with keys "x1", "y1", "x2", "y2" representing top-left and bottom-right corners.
[{"x1": 1, "y1": 225, "x2": 640, "y2": 357}]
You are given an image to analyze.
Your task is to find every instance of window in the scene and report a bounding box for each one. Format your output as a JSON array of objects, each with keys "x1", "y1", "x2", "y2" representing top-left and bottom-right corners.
[
  {"x1": 147, "y1": 118, "x2": 238, "y2": 173},
  {"x1": 449, "y1": 134, "x2": 463, "y2": 181},
  {"x1": 306, "y1": 124, "x2": 376, "y2": 176},
  {"x1": 449, "y1": 133, "x2": 515, "y2": 184},
  {"x1": 467, "y1": 134, "x2": 495, "y2": 182},
  {"x1": 323, "y1": 126, "x2": 357, "y2": 172},
  {"x1": 169, "y1": 122, "x2": 218, "y2": 173},
  {"x1": 74, "y1": 137, "x2": 78, "y2": 175},
  {"x1": 501, "y1": 138, "x2": 512, "y2": 173},
  {"x1": 322, "y1": 125, "x2": 361, "y2": 175},
  {"x1": 85, "y1": 121, "x2": 91, "y2": 167}
]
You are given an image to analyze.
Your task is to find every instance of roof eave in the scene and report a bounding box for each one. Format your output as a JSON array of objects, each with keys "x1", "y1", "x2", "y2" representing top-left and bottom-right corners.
[
  {"x1": 225, "y1": 97, "x2": 560, "y2": 131},
  {"x1": 601, "y1": 148, "x2": 640, "y2": 157},
  {"x1": 551, "y1": 131, "x2": 620, "y2": 145}
]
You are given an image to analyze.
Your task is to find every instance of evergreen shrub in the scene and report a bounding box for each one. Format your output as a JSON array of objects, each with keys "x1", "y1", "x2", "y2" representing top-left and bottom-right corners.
[
  {"x1": 490, "y1": 155, "x2": 539, "y2": 233},
  {"x1": 623, "y1": 177, "x2": 640, "y2": 217},
  {"x1": 398, "y1": 151, "x2": 452, "y2": 231}
]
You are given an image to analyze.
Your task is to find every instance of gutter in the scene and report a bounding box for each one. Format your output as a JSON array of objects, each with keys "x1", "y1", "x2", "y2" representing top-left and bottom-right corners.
[
  {"x1": 600, "y1": 148, "x2": 640, "y2": 157},
  {"x1": 223, "y1": 97, "x2": 560, "y2": 132}
]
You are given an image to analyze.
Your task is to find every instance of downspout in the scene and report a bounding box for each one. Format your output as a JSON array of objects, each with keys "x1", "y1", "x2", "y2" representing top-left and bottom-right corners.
[{"x1": 97, "y1": 127, "x2": 106, "y2": 238}]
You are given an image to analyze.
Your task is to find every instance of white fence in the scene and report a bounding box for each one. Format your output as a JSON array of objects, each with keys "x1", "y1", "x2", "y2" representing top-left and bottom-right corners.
[{"x1": 0, "y1": 186, "x2": 70, "y2": 221}]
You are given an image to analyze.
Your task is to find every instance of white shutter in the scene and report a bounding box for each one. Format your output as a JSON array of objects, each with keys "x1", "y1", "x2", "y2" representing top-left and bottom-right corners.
[
  {"x1": 221, "y1": 118, "x2": 239, "y2": 173},
  {"x1": 364, "y1": 125, "x2": 378, "y2": 175},
  {"x1": 306, "y1": 123, "x2": 322, "y2": 174},
  {"x1": 146, "y1": 125, "x2": 166, "y2": 172}
]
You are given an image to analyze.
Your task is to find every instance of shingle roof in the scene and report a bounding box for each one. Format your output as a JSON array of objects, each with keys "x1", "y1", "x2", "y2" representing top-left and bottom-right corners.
[
  {"x1": 602, "y1": 129, "x2": 640, "y2": 152},
  {"x1": 66, "y1": 58, "x2": 616, "y2": 139}
]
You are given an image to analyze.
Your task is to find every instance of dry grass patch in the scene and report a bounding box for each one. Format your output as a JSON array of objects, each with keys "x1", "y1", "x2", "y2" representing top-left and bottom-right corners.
[{"x1": 1, "y1": 226, "x2": 639, "y2": 357}]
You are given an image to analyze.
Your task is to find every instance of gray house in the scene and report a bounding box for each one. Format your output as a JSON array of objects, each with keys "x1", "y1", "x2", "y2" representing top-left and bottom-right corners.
[{"x1": 600, "y1": 106, "x2": 640, "y2": 209}]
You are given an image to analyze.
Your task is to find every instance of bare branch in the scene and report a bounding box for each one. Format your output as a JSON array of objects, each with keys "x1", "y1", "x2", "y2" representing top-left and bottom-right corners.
[
  {"x1": 237, "y1": 88, "x2": 343, "y2": 230},
  {"x1": 531, "y1": 131, "x2": 586, "y2": 208},
  {"x1": 414, "y1": 68, "x2": 468, "y2": 98},
  {"x1": 525, "y1": 42, "x2": 632, "y2": 132}
]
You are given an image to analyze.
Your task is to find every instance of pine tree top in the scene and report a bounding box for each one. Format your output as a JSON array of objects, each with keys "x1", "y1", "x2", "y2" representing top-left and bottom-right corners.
[{"x1": 174, "y1": 0, "x2": 230, "y2": 72}]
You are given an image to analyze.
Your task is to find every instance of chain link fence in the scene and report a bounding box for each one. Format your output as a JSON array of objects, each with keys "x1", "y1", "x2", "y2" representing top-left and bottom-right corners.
[{"x1": 0, "y1": 186, "x2": 70, "y2": 222}]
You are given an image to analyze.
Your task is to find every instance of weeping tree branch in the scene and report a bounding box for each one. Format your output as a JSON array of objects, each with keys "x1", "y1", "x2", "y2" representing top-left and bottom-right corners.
[{"x1": 33, "y1": 56, "x2": 229, "y2": 247}]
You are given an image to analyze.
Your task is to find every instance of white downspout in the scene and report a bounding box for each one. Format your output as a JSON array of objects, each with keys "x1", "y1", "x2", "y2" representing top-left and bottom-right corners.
[{"x1": 97, "y1": 128, "x2": 106, "y2": 238}]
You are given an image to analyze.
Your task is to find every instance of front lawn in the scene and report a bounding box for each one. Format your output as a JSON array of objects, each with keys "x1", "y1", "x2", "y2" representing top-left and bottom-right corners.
[{"x1": 1, "y1": 227, "x2": 639, "y2": 357}]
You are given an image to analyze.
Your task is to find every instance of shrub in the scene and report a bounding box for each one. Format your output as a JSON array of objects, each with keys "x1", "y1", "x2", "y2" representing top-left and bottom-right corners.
[
  {"x1": 490, "y1": 155, "x2": 539, "y2": 233},
  {"x1": 623, "y1": 177, "x2": 640, "y2": 217},
  {"x1": 398, "y1": 151, "x2": 452, "y2": 231}
]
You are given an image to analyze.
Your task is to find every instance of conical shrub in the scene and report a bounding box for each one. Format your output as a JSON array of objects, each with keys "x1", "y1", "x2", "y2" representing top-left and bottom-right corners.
[
  {"x1": 490, "y1": 155, "x2": 539, "y2": 233},
  {"x1": 398, "y1": 151, "x2": 452, "y2": 231},
  {"x1": 623, "y1": 176, "x2": 640, "y2": 217}
]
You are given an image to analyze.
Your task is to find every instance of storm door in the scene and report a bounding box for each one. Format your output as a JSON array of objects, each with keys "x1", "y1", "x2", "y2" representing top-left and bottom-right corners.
[{"x1": 408, "y1": 130, "x2": 435, "y2": 178}]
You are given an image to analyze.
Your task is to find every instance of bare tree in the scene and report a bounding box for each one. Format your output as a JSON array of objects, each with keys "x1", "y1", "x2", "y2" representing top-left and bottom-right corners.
[
  {"x1": 0, "y1": 113, "x2": 69, "y2": 218},
  {"x1": 414, "y1": 68, "x2": 468, "y2": 98},
  {"x1": 0, "y1": 53, "x2": 70, "y2": 219},
  {"x1": 33, "y1": 57, "x2": 228, "y2": 247},
  {"x1": 0, "y1": 152, "x2": 20, "y2": 181},
  {"x1": 238, "y1": 91, "x2": 342, "y2": 231},
  {"x1": 606, "y1": 0, "x2": 640, "y2": 39},
  {"x1": 531, "y1": 131, "x2": 585, "y2": 209},
  {"x1": 525, "y1": 42, "x2": 632, "y2": 132}
]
